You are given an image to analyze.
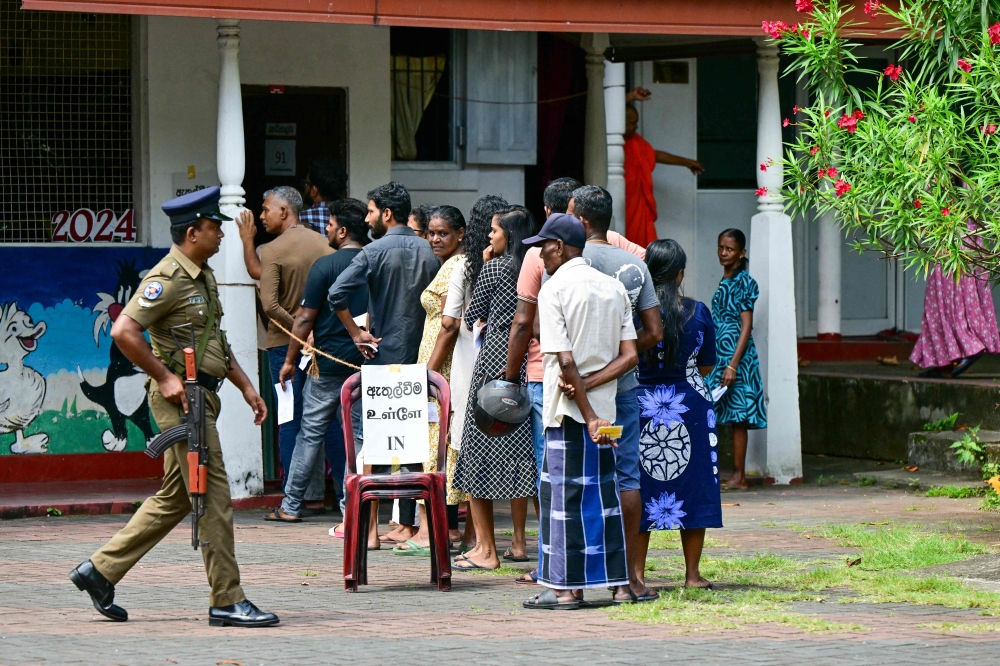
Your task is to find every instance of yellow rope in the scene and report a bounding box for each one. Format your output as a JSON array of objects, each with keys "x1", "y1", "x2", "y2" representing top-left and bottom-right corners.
[{"x1": 267, "y1": 318, "x2": 362, "y2": 375}]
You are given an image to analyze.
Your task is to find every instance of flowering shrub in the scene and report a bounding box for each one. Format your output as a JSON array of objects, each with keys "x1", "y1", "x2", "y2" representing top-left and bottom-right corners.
[{"x1": 768, "y1": 0, "x2": 1000, "y2": 277}]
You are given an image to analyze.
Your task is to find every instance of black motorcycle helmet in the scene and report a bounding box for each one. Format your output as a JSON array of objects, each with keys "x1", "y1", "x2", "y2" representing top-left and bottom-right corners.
[{"x1": 473, "y1": 378, "x2": 532, "y2": 437}]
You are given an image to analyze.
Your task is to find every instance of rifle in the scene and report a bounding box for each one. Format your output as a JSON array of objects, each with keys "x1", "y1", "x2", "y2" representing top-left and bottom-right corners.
[{"x1": 144, "y1": 347, "x2": 209, "y2": 550}]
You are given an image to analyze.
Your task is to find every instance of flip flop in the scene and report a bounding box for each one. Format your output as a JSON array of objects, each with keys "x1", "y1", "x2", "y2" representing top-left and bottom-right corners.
[
  {"x1": 514, "y1": 569, "x2": 538, "y2": 585},
  {"x1": 502, "y1": 547, "x2": 529, "y2": 562},
  {"x1": 393, "y1": 540, "x2": 431, "y2": 557},
  {"x1": 453, "y1": 558, "x2": 498, "y2": 572},
  {"x1": 630, "y1": 586, "x2": 660, "y2": 603},
  {"x1": 523, "y1": 588, "x2": 580, "y2": 610},
  {"x1": 452, "y1": 541, "x2": 475, "y2": 555},
  {"x1": 263, "y1": 510, "x2": 301, "y2": 523},
  {"x1": 951, "y1": 353, "x2": 984, "y2": 378}
]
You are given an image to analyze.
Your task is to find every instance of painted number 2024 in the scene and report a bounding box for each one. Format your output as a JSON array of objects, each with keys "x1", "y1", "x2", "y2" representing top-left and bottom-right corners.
[{"x1": 51, "y1": 209, "x2": 137, "y2": 243}]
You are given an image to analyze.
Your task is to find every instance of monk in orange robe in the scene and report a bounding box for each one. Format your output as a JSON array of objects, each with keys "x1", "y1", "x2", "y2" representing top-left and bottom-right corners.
[{"x1": 624, "y1": 87, "x2": 704, "y2": 247}]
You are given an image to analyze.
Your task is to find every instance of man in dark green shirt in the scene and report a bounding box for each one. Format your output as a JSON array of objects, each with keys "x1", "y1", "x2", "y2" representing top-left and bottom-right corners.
[{"x1": 267, "y1": 198, "x2": 369, "y2": 524}]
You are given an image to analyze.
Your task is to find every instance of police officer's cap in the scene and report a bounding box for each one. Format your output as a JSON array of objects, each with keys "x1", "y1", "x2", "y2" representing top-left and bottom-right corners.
[{"x1": 162, "y1": 186, "x2": 233, "y2": 227}]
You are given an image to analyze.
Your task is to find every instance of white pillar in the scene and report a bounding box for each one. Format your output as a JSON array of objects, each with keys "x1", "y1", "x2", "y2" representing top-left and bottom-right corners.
[
  {"x1": 582, "y1": 33, "x2": 610, "y2": 188},
  {"x1": 817, "y1": 209, "x2": 842, "y2": 339},
  {"x1": 604, "y1": 60, "x2": 626, "y2": 236},
  {"x1": 214, "y1": 19, "x2": 263, "y2": 498},
  {"x1": 747, "y1": 38, "x2": 803, "y2": 484}
]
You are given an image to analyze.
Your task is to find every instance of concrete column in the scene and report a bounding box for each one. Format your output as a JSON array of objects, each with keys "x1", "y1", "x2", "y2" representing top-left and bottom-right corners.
[
  {"x1": 817, "y1": 210, "x2": 842, "y2": 339},
  {"x1": 214, "y1": 19, "x2": 263, "y2": 499},
  {"x1": 604, "y1": 60, "x2": 626, "y2": 235},
  {"x1": 581, "y1": 33, "x2": 610, "y2": 188},
  {"x1": 747, "y1": 38, "x2": 803, "y2": 484}
]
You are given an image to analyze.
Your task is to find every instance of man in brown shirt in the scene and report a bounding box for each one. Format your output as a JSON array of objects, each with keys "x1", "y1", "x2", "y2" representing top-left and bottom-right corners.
[{"x1": 250, "y1": 186, "x2": 334, "y2": 508}]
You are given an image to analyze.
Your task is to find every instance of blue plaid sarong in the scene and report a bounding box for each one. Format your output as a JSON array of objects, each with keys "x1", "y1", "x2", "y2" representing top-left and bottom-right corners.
[{"x1": 538, "y1": 418, "x2": 628, "y2": 590}]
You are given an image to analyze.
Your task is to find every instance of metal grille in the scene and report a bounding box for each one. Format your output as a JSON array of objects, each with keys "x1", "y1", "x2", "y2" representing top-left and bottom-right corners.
[{"x1": 0, "y1": 2, "x2": 132, "y2": 243}]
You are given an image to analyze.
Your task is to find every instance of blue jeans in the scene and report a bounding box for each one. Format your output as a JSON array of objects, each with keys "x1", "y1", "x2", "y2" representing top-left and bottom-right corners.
[
  {"x1": 281, "y1": 374, "x2": 359, "y2": 517},
  {"x1": 614, "y1": 388, "x2": 642, "y2": 492},
  {"x1": 528, "y1": 382, "x2": 545, "y2": 486},
  {"x1": 267, "y1": 346, "x2": 341, "y2": 502}
]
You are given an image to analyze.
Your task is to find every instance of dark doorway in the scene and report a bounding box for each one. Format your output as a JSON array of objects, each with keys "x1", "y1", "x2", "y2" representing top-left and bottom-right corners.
[{"x1": 242, "y1": 85, "x2": 348, "y2": 238}]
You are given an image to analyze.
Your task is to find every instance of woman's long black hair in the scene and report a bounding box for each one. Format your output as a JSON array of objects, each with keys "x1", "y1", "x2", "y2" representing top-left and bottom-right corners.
[
  {"x1": 644, "y1": 239, "x2": 691, "y2": 368},
  {"x1": 496, "y1": 205, "x2": 535, "y2": 277},
  {"x1": 719, "y1": 227, "x2": 749, "y2": 275},
  {"x1": 464, "y1": 194, "x2": 509, "y2": 290}
]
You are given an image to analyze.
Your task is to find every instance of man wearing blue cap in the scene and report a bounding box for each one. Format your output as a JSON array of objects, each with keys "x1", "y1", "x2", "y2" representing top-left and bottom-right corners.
[
  {"x1": 68, "y1": 187, "x2": 279, "y2": 628},
  {"x1": 521, "y1": 213, "x2": 639, "y2": 610}
]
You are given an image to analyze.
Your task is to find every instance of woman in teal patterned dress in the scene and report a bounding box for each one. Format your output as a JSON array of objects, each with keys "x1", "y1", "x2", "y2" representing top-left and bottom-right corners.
[{"x1": 706, "y1": 228, "x2": 766, "y2": 490}]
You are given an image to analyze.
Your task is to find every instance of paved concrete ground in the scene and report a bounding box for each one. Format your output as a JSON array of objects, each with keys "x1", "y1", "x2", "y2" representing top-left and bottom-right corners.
[{"x1": 2, "y1": 462, "x2": 1000, "y2": 665}]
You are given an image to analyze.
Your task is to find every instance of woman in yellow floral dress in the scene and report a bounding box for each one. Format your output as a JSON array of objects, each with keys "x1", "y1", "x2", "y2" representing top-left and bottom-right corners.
[{"x1": 392, "y1": 205, "x2": 467, "y2": 555}]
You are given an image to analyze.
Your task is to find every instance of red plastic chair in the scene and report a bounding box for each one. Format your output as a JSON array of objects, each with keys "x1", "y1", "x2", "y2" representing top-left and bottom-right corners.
[{"x1": 340, "y1": 370, "x2": 452, "y2": 592}]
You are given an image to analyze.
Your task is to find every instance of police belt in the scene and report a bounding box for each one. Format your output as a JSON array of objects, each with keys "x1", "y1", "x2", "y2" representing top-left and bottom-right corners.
[{"x1": 175, "y1": 369, "x2": 223, "y2": 393}]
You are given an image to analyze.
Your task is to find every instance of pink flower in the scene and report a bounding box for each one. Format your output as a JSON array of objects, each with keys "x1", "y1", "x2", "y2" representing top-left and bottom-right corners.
[
  {"x1": 883, "y1": 64, "x2": 903, "y2": 81},
  {"x1": 908, "y1": 115, "x2": 917, "y2": 123},
  {"x1": 760, "y1": 162, "x2": 768, "y2": 171},
  {"x1": 834, "y1": 179, "x2": 852, "y2": 197},
  {"x1": 810, "y1": 145, "x2": 820, "y2": 155},
  {"x1": 914, "y1": 200, "x2": 922, "y2": 209},
  {"x1": 817, "y1": 168, "x2": 827, "y2": 178},
  {"x1": 990, "y1": 23, "x2": 1000, "y2": 46},
  {"x1": 864, "y1": 0, "x2": 880, "y2": 16},
  {"x1": 853, "y1": 109, "x2": 865, "y2": 120},
  {"x1": 796, "y1": 0, "x2": 814, "y2": 12},
  {"x1": 783, "y1": 117, "x2": 791, "y2": 127},
  {"x1": 983, "y1": 124, "x2": 998, "y2": 135},
  {"x1": 942, "y1": 208, "x2": 950, "y2": 216},
  {"x1": 826, "y1": 166, "x2": 838, "y2": 178},
  {"x1": 793, "y1": 105, "x2": 801, "y2": 114},
  {"x1": 755, "y1": 187, "x2": 768, "y2": 197},
  {"x1": 824, "y1": 109, "x2": 832, "y2": 117},
  {"x1": 761, "y1": 20, "x2": 791, "y2": 39},
  {"x1": 837, "y1": 114, "x2": 858, "y2": 133},
  {"x1": 802, "y1": 28, "x2": 811, "y2": 39},
  {"x1": 958, "y1": 58, "x2": 972, "y2": 73}
]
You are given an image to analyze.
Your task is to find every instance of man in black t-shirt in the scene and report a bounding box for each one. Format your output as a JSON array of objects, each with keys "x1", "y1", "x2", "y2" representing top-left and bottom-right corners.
[{"x1": 267, "y1": 199, "x2": 370, "y2": 524}]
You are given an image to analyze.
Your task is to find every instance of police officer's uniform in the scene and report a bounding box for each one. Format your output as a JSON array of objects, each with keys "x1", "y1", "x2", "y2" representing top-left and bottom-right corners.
[{"x1": 69, "y1": 188, "x2": 277, "y2": 627}]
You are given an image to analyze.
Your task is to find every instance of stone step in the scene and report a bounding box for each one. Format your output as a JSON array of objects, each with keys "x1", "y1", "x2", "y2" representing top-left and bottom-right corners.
[{"x1": 908, "y1": 429, "x2": 1000, "y2": 475}]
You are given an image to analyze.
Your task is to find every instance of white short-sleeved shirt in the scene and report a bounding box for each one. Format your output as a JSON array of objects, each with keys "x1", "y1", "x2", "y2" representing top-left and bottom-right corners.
[{"x1": 538, "y1": 257, "x2": 637, "y2": 429}]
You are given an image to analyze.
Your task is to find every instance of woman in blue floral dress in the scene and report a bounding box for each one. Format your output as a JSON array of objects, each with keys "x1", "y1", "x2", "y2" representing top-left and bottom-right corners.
[
  {"x1": 635, "y1": 239, "x2": 721, "y2": 593},
  {"x1": 706, "y1": 228, "x2": 767, "y2": 490}
]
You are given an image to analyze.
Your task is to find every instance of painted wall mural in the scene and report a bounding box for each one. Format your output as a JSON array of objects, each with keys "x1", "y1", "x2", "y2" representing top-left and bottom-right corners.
[{"x1": 1, "y1": 247, "x2": 168, "y2": 455}]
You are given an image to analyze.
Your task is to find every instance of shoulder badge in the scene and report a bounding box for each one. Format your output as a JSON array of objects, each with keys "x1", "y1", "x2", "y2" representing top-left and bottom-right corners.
[{"x1": 143, "y1": 282, "x2": 164, "y2": 300}]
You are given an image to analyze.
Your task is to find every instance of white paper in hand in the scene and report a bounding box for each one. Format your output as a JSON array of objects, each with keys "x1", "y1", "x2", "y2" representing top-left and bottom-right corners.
[
  {"x1": 712, "y1": 385, "x2": 728, "y2": 402},
  {"x1": 298, "y1": 354, "x2": 311, "y2": 370},
  {"x1": 353, "y1": 312, "x2": 368, "y2": 329},
  {"x1": 274, "y1": 382, "x2": 295, "y2": 424},
  {"x1": 473, "y1": 321, "x2": 487, "y2": 351}
]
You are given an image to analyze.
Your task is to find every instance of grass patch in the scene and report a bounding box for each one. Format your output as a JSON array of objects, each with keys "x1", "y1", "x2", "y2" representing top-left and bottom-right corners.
[
  {"x1": 458, "y1": 563, "x2": 527, "y2": 577},
  {"x1": 648, "y1": 530, "x2": 728, "y2": 550},
  {"x1": 497, "y1": 529, "x2": 539, "y2": 537},
  {"x1": 760, "y1": 520, "x2": 777, "y2": 527},
  {"x1": 817, "y1": 522, "x2": 988, "y2": 571},
  {"x1": 917, "y1": 621, "x2": 1000, "y2": 633},
  {"x1": 926, "y1": 485, "x2": 985, "y2": 499},
  {"x1": 614, "y1": 522, "x2": 1000, "y2": 634}
]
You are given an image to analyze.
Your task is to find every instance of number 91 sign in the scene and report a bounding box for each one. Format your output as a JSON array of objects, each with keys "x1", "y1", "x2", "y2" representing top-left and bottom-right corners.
[{"x1": 51, "y1": 208, "x2": 137, "y2": 243}]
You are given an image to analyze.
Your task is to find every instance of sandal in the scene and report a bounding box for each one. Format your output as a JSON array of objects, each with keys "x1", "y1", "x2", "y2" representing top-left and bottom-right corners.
[
  {"x1": 502, "y1": 547, "x2": 529, "y2": 562},
  {"x1": 514, "y1": 569, "x2": 538, "y2": 585},
  {"x1": 453, "y1": 557, "x2": 499, "y2": 572},
  {"x1": 393, "y1": 540, "x2": 431, "y2": 557},
  {"x1": 263, "y1": 509, "x2": 301, "y2": 523},
  {"x1": 523, "y1": 588, "x2": 580, "y2": 610},
  {"x1": 630, "y1": 586, "x2": 660, "y2": 603}
]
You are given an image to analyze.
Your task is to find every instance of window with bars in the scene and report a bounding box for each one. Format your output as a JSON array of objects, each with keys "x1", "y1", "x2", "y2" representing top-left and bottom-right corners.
[{"x1": 0, "y1": 2, "x2": 134, "y2": 243}]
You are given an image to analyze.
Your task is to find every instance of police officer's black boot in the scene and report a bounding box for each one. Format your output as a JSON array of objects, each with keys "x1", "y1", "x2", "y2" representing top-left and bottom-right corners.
[
  {"x1": 69, "y1": 560, "x2": 128, "y2": 622},
  {"x1": 208, "y1": 599, "x2": 279, "y2": 627}
]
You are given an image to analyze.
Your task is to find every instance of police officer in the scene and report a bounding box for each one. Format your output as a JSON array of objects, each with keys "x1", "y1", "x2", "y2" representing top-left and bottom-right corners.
[{"x1": 69, "y1": 187, "x2": 278, "y2": 628}]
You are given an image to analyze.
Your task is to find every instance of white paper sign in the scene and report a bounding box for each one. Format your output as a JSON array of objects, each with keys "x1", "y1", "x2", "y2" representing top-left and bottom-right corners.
[
  {"x1": 360, "y1": 364, "x2": 430, "y2": 465},
  {"x1": 264, "y1": 139, "x2": 296, "y2": 176},
  {"x1": 274, "y1": 382, "x2": 295, "y2": 425}
]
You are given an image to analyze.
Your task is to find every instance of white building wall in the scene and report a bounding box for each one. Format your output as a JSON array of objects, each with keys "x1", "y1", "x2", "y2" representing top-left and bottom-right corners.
[
  {"x1": 145, "y1": 17, "x2": 391, "y2": 248},
  {"x1": 392, "y1": 165, "x2": 525, "y2": 218}
]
